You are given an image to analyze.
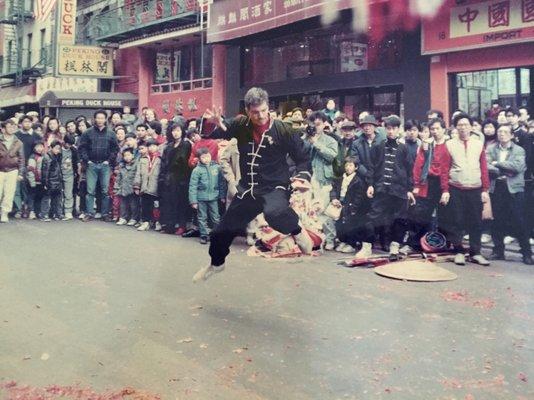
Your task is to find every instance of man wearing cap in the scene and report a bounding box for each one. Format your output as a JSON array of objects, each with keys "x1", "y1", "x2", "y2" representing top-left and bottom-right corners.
[
  {"x1": 193, "y1": 87, "x2": 313, "y2": 283},
  {"x1": 350, "y1": 115, "x2": 386, "y2": 185},
  {"x1": 355, "y1": 115, "x2": 415, "y2": 259}
]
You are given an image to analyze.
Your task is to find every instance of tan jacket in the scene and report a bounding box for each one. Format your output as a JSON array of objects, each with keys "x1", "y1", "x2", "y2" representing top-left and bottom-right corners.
[{"x1": 219, "y1": 138, "x2": 240, "y2": 198}]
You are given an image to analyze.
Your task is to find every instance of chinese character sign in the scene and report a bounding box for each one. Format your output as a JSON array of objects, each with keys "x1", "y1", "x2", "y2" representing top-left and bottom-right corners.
[
  {"x1": 57, "y1": 45, "x2": 114, "y2": 78},
  {"x1": 451, "y1": 0, "x2": 534, "y2": 38}
]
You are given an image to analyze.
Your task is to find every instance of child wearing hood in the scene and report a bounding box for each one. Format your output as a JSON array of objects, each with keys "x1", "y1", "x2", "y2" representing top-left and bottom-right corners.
[{"x1": 134, "y1": 138, "x2": 161, "y2": 231}]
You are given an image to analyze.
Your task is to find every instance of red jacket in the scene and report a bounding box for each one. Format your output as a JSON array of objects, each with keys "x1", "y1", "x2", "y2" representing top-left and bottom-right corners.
[
  {"x1": 188, "y1": 138, "x2": 219, "y2": 168},
  {"x1": 413, "y1": 142, "x2": 450, "y2": 198}
]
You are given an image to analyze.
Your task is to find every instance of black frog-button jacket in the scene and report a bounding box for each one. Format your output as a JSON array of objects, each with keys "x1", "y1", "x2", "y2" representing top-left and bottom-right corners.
[{"x1": 205, "y1": 116, "x2": 311, "y2": 199}]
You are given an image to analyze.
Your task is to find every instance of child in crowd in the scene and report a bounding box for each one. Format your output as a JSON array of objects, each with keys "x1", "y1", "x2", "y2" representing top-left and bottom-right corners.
[
  {"x1": 41, "y1": 140, "x2": 63, "y2": 221},
  {"x1": 330, "y1": 156, "x2": 369, "y2": 253},
  {"x1": 61, "y1": 134, "x2": 79, "y2": 220},
  {"x1": 134, "y1": 139, "x2": 161, "y2": 231},
  {"x1": 188, "y1": 148, "x2": 227, "y2": 244},
  {"x1": 115, "y1": 148, "x2": 139, "y2": 226},
  {"x1": 26, "y1": 141, "x2": 45, "y2": 220}
]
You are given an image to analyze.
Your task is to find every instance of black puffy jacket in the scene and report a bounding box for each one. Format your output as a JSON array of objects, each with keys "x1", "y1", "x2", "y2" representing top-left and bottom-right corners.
[{"x1": 42, "y1": 151, "x2": 63, "y2": 192}]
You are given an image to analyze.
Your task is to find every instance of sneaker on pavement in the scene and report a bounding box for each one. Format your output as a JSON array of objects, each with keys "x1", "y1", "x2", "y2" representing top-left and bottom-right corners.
[
  {"x1": 481, "y1": 233, "x2": 492, "y2": 244},
  {"x1": 488, "y1": 252, "x2": 505, "y2": 261},
  {"x1": 137, "y1": 221, "x2": 150, "y2": 231},
  {"x1": 14, "y1": 212, "x2": 21, "y2": 219},
  {"x1": 0, "y1": 213, "x2": 9, "y2": 223},
  {"x1": 389, "y1": 241, "x2": 400, "y2": 257},
  {"x1": 399, "y1": 245, "x2": 413, "y2": 256},
  {"x1": 78, "y1": 213, "x2": 86, "y2": 220},
  {"x1": 355, "y1": 242, "x2": 373, "y2": 259},
  {"x1": 294, "y1": 229, "x2": 313, "y2": 254},
  {"x1": 324, "y1": 241, "x2": 335, "y2": 251},
  {"x1": 40, "y1": 217, "x2": 51, "y2": 222},
  {"x1": 127, "y1": 219, "x2": 137, "y2": 226},
  {"x1": 199, "y1": 236, "x2": 208, "y2": 245},
  {"x1": 193, "y1": 263, "x2": 225, "y2": 283},
  {"x1": 62, "y1": 213, "x2": 73, "y2": 221},
  {"x1": 116, "y1": 218, "x2": 127, "y2": 225},
  {"x1": 340, "y1": 244, "x2": 356, "y2": 253},
  {"x1": 155, "y1": 222, "x2": 162, "y2": 231},
  {"x1": 82, "y1": 214, "x2": 93, "y2": 223},
  {"x1": 530, "y1": 238, "x2": 534, "y2": 245},
  {"x1": 522, "y1": 255, "x2": 534, "y2": 265},
  {"x1": 454, "y1": 253, "x2": 466, "y2": 265},
  {"x1": 29, "y1": 211, "x2": 36, "y2": 220},
  {"x1": 463, "y1": 234, "x2": 469, "y2": 241},
  {"x1": 471, "y1": 254, "x2": 490, "y2": 266},
  {"x1": 503, "y1": 236, "x2": 516, "y2": 245}
]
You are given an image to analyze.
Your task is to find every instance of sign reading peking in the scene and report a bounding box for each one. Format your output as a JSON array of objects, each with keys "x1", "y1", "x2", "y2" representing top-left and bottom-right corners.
[
  {"x1": 422, "y1": 0, "x2": 534, "y2": 54},
  {"x1": 57, "y1": 45, "x2": 114, "y2": 78},
  {"x1": 207, "y1": 0, "x2": 354, "y2": 43},
  {"x1": 57, "y1": 0, "x2": 77, "y2": 44}
]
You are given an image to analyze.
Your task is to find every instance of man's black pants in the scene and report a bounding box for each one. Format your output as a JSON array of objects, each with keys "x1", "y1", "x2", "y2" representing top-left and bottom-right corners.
[
  {"x1": 209, "y1": 189, "x2": 301, "y2": 266},
  {"x1": 491, "y1": 180, "x2": 532, "y2": 257},
  {"x1": 361, "y1": 192, "x2": 408, "y2": 245},
  {"x1": 448, "y1": 186, "x2": 483, "y2": 255}
]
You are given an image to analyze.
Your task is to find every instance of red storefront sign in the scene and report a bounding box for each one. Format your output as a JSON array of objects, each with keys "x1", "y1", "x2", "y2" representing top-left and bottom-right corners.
[
  {"x1": 422, "y1": 0, "x2": 534, "y2": 54},
  {"x1": 207, "y1": 0, "x2": 354, "y2": 43}
]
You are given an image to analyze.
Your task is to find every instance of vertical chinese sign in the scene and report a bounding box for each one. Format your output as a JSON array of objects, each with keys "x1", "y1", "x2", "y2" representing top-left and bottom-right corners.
[
  {"x1": 57, "y1": 0, "x2": 77, "y2": 44},
  {"x1": 57, "y1": 45, "x2": 114, "y2": 78},
  {"x1": 422, "y1": 0, "x2": 534, "y2": 54}
]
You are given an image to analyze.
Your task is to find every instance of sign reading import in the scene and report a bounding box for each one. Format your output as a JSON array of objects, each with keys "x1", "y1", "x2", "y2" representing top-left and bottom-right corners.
[
  {"x1": 422, "y1": 0, "x2": 534, "y2": 54},
  {"x1": 57, "y1": 45, "x2": 114, "y2": 77},
  {"x1": 207, "y1": 0, "x2": 353, "y2": 43}
]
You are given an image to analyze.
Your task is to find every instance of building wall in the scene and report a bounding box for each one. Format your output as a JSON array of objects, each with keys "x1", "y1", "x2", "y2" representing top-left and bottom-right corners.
[
  {"x1": 430, "y1": 43, "x2": 534, "y2": 121},
  {"x1": 224, "y1": 30, "x2": 430, "y2": 121}
]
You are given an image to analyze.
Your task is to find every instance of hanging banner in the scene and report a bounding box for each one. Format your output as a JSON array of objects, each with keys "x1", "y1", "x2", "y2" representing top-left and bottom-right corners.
[
  {"x1": 57, "y1": 45, "x2": 114, "y2": 77},
  {"x1": 155, "y1": 52, "x2": 172, "y2": 83},
  {"x1": 58, "y1": 0, "x2": 77, "y2": 44}
]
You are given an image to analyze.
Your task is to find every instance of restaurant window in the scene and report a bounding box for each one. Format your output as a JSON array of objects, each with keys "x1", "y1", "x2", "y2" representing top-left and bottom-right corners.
[
  {"x1": 452, "y1": 67, "x2": 533, "y2": 120},
  {"x1": 241, "y1": 23, "x2": 403, "y2": 87},
  {"x1": 153, "y1": 43, "x2": 212, "y2": 92}
]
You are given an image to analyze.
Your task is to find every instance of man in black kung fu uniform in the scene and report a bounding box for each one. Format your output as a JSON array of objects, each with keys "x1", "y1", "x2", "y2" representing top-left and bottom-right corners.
[{"x1": 193, "y1": 87, "x2": 314, "y2": 283}]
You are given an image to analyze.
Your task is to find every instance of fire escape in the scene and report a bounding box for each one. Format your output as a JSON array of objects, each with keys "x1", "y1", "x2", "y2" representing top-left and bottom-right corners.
[{"x1": 0, "y1": 0, "x2": 50, "y2": 85}]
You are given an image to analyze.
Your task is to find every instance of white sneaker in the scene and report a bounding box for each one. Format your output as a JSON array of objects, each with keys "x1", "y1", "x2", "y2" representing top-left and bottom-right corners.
[
  {"x1": 78, "y1": 213, "x2": 86, "y2": 220},
  {"x1": 454, "y1": 253, "x2": 466, "y2": 265},
  {"x1": 399, "y1": 244, "x2": 413, "y2": 256},
  {"x1": 246, "y1": 234, "x2": 255, "y2": 246},
  {"x1": 127, "y1": 219, "x2": 137, "y2": 226},
  {"x1": 530, "y1": 238, "x2": 534, "y2": 245},
  {"x1": 0, "y1": 213, "x2": 8, "y2": 223},
  {"x1": 481, "y1": 234, "x2": 492, "y2": 244},
  {"x1": 62, "y1": 213, "x2": 73, "y2": 221},
  {"x1": 471, "y1": 254, "x2": 490, "y2": 266},
  {"x1": 504, "y1": 236, "x2": 516, "y2": 245},
  {"x1": 116, "y1": 218, "x2": 127, "y2": 225},
  {"x1": 137, "y1": 221, "x2": 150, "y2": 231},
  {"x1": 29, "y1": 211, "x2": 36, "y2": 220},
  {"x1": 324, "y1": 242, "x2": 335, "y2": 251},
  {"x1": 94, "y1": 212, "x2": 102, "y2": 219},
  {"x1": 463, "y1": 234, "x2": 469, "y2": 241},
  {"x1": 340, "y1": 244, "x2": 356, "y2": 254},
  {"x1": 294, "y1": 229, "x2": 313, "y2": 254},
  {"x1": 355, "y1": 242, "x2": 372, "y2": 259},
  {"x1": 193, "y1": 263, "x2": 225, "y2": 283},
  {"x1": 389, "y1": 241, "x2": 400, "y2": 256},
  {"x1": 155, "y1": 221, "x2": 162, "y2": 231}
]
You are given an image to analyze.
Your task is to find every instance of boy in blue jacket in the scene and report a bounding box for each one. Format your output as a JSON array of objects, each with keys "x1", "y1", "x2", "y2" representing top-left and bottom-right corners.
[{"x1": 189, "y1": 147, "x2": 227, "y2": 244}]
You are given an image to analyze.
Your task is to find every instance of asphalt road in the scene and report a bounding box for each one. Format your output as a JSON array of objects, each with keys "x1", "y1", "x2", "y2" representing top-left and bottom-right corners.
[{"x1": 0, "y1": 219, "x2": 533, "y2": 400}]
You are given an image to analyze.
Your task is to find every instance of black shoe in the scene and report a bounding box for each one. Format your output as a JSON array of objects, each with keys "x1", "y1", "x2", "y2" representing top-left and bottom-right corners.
[
  {"x1": 200, "y1": 236, "x2": 208, "y2": 245},
  {"x1": 488, "y1": 252, "x2": 505, "y2": 261},
  {"x1": 522, "y1": 255, "x2": 534, "y2": 265},
  {"x1": 103, "y1": 215, "x2": 114, "y2": 223},
  {"x1": 183, "y1": 229, "x2": 200, "y2": 238},
  {"x1": 82, "y1": 215, "x2": 93, "y2": 223}
]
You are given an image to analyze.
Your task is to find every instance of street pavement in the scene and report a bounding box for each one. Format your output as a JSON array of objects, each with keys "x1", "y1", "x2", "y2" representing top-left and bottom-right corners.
[{"x1": 0, "y1": 219, "x2": 533, "y2": 400}]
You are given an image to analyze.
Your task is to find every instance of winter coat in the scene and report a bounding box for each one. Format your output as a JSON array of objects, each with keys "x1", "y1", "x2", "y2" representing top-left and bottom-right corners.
[
  {"x1": 159, "y1": 139, "x2": 192, "y2": 186},
  {"x1": 307, "y1": 133, "x2": 339, "y2": 186},
  {"x1": 61, "y1": 146, "x2": 80, "y2": 179},
  {"x1": 114, "y1": 160, "x2": 138, "y2": 197},
  {"x1": 369, "y1": 138, "x2": 413, "y2": 199},
  {"x1": 331, "y1": 174, "x2": 370, "y2": 236},
  {"x1": 42, "y1": 152, "x2": 63, "y2": 192},
  {"x1": 15, "y1": 130, "x2": 40, "y2": 163},
  {"x1": 350, "y1": 134, "x2": 386, "y2": 184},
  {"x1": 486, "y1": 142, "x2": 526, "y2": 194},
  {"x1": 189, "y1": 161, "x2": 227, "y2": 203},
  {"x1": 134, "y1": 153, "x2": 161, "y2": 196},
  {"x1": 0, "y1": 134, "x2": 25, "y2": 174},
  {"x1": 219, "y1": 138, "x2": 240, "y2": 197},
  {"x1": 27, "y1": 153, "x2": 44, "y2": 187}
]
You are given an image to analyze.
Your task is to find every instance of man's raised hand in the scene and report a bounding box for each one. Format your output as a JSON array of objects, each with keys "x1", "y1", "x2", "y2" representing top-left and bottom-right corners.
[{"x1": 204, "y1": 106, "x2": 226, "y2": 130}]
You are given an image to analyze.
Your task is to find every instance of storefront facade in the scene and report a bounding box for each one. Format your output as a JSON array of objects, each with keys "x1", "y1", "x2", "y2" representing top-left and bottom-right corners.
[
  {"x1": 423, "y1": 0, "x2": 534, "y2": 122},
  {"x1": 208, "y1": 0, "x2": 431, "y2": 121}
]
